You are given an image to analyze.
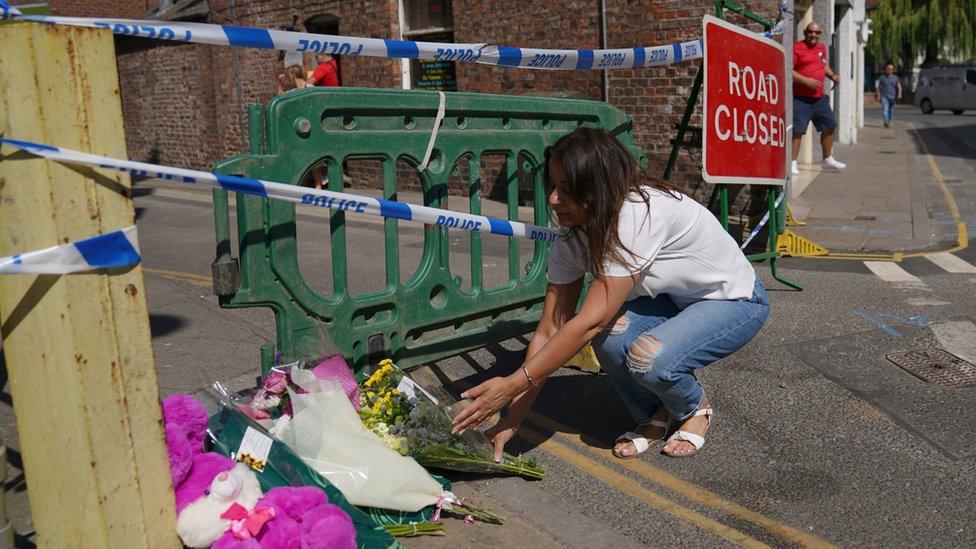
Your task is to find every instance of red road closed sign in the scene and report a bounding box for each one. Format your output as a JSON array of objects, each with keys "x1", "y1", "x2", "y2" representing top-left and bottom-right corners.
[{"x1": 702, "y1": 15, "x2": 786, "y2": 185}]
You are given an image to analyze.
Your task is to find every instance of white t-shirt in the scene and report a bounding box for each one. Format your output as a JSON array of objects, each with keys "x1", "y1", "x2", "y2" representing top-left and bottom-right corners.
[{"x1": 547, "y1": 188, "x2": 756, "y2": 308}]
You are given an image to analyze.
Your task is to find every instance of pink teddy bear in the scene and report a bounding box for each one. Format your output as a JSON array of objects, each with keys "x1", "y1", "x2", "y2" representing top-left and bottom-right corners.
[
  {"x1": 212, "y1": 486, "x2": 356, "y2": 549},
  {"x1": 162, "y1": 394, "x2": 356, "y2": 548}
]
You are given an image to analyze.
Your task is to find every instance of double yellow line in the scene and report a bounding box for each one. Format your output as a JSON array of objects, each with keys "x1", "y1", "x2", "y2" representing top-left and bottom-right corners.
[
  {"x1": 523, "y1": 412, "x2": 836, "y2": 548},
  {"x1": 142, "y1": 268, "x2": 835, "y2": 546}
]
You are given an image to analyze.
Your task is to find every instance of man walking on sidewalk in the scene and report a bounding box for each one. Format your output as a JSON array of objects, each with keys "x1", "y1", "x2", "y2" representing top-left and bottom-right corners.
[
  {"x1": 791, "y1": 21, "x2": 845, "y2": 175},
  {"x1": 875, "y1": 63, "x2": 902, "y2": 128}
]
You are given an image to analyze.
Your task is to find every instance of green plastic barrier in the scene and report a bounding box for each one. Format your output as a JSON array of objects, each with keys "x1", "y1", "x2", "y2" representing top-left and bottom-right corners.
[{"x1": 212, "y1": 87, "x2": 643, "y2": 374}]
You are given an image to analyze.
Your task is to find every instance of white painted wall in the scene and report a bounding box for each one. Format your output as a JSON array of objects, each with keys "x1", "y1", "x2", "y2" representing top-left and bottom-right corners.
[{"x1": 835, "y1": 2, "x2": 858, "y2": 144}]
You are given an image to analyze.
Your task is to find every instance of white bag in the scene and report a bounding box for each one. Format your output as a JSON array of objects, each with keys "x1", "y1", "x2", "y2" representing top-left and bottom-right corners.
[{"x1": 272, "y1": 369, "x2": 443, "y2": 512}]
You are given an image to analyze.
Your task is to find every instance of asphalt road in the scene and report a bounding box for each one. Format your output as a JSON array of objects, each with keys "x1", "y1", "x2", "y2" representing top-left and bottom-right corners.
[{"x1": 2, "y1": 106, "x2": 974, "y2": 547}]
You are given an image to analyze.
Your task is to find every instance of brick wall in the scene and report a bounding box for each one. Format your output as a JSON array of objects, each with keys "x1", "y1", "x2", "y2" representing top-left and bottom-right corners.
[
  {"x1": 50, "y1": 0, "x2": 151, "y2": 18},
  {"x1": 452, "y1": 1, "x2": 602, "y2": 99},
  {"x1": 49, "y1": 0, "x2": 782, "y2": 216},
  {"x1": 50, "y1": 0, "x2": 404, "y2": 168},
  {"x1": 605, "y1": 0, "x2": 780, "y2": 199}
]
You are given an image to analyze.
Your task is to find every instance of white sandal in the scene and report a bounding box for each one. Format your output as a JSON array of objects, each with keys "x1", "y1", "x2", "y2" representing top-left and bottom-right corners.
[
  {"x1": 662, "y1": 406, "x2": 713, "y2": 458},
  {"x1": 612, "y1": 417, "x2": 671, "y2": 459}
]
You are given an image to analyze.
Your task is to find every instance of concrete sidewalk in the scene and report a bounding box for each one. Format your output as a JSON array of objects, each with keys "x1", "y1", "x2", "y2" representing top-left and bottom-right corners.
[{"x1": 788, "y1": 115, "x2": 957, "y2": 253}]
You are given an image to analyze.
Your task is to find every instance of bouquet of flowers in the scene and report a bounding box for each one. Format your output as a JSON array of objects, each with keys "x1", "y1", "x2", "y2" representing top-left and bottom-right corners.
[
  {"x1": 236, "y1": 359, "x2": 505, "y2": 527},
  {"x1": 359, "y1": 360, "x2": 544, "y2": 481}
]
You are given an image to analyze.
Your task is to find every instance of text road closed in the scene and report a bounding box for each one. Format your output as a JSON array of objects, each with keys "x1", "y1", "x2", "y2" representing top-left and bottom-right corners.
[{"x1": 702, "y1": 15, "x2": 786, "y2": 185}]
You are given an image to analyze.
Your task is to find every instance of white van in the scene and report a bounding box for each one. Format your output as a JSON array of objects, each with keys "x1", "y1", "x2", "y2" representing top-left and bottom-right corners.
[{"x1": 914, "y1": 65, "x2": 976, "y2": 114}]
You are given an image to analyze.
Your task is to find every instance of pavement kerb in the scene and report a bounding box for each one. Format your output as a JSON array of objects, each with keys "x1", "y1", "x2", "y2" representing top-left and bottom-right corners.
[{"x1": 783, "y1": 122, "x2": 969, "y2": 261}]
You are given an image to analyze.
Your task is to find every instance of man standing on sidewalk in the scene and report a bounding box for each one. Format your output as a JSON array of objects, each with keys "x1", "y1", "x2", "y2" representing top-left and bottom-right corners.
[
  {"x1": 875, "y1": 64, "x2": 903, "y2": 128},
  {"x1": 791, "y1": 21, "x2": 845, "y2": 175}
]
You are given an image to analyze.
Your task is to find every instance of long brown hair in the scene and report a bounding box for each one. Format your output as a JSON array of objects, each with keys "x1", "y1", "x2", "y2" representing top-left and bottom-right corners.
[{"x1": 544, "y1": 127, "x2": 684, "y2": 278}]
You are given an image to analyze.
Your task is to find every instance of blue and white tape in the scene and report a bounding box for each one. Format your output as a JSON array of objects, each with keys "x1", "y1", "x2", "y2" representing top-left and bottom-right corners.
[
  {"x1": 739, "y1": 192, "x2": 785, "y2": 250},
  {"x1": 0, "y1": 137, "x2": 563, "y2": 243},
  {"x1": 0, "y1": 225, "x2": 140, "y2": 274},
  {"x1": 0, "y1": 6, "x2": 702, "y2": 70}
]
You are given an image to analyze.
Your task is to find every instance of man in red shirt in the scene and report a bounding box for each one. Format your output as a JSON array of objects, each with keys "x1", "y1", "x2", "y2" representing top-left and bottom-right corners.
[
  {"x1": 792, "y1": 22, "x2": 845, "y2": 174},
  {"x1": 309, "y1": 53, "x2": 340, "y2": 87}
]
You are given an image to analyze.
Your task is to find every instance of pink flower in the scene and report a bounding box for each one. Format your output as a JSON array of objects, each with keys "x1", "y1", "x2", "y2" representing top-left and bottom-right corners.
[{"x1": 262, "y1": 371, "x2": 288, "y2": 395}]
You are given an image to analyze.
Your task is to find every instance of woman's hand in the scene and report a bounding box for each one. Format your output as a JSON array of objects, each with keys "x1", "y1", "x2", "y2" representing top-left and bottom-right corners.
[
  {"x1": 484, "y1": 419, "x2": 521, "y2": 461},
  {"x1": 451, "y1": 376, "x2": 519, "y2": 434}
]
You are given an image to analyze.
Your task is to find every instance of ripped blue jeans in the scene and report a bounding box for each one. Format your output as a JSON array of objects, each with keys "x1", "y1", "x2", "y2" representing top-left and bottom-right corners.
[{"x1": 590, "y1": 277, "x2": 770, "y2": 424}]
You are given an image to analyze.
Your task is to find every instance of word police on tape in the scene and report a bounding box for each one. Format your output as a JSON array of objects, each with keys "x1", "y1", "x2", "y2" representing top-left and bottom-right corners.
[
  {"x1": 0, "y1": 138, "x2": 563, "y2": 244},
  {"x1": 0, "y1": 5, "x2": 702, "y2": 71}
]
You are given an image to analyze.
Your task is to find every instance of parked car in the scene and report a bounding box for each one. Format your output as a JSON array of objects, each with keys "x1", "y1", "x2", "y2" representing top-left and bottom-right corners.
[{"x1": 914, "y1": 65, "x2": 976, "y2": 114}]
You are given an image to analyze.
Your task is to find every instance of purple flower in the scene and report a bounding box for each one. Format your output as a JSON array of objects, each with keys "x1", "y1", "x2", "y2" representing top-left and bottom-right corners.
[{"x1": 262, "y1": 371, "x2": 288, "y2": 395}]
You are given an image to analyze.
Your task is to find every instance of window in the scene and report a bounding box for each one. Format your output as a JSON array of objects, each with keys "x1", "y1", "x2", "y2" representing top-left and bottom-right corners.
[
  {"x1": 966, "y1": 70, "x2": 976, "y2": 87},
  {"x1": 404, "y1": 0, "x2": 453, "y2": 33},
  {"x1": 402, "y1": 0, "x2": 457, "y2": 91}
]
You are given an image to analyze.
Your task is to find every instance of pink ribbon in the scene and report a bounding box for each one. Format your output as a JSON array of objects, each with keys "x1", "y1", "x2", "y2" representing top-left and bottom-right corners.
[
  {"x1": 433, "y1": 495, "x2": 472, "y2": 524},
  {"x1": 220, "y1": 502, "x2": 276, "y2": 540},
  {"x1": 432, "y1": 495, "x2": 445, "y2": 522}
]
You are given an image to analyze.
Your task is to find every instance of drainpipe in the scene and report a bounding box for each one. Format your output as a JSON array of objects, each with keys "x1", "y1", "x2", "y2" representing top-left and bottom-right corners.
[
  {"x1": 599, "y1": 0, "x2": 608, "y2": 102},
  {"x1": 397, "y1": 0, "x2": 410, "y2": 89}
]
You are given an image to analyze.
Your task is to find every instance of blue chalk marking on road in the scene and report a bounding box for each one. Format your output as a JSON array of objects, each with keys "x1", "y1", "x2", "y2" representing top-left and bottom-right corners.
[
  {"x1": 378, "y1": 199, "x2": 413, "y2": 221},
  {"x1": 222, "y1": 25, "x2": 275, "y2": 49},
  {"x1": 852, "y1": 309, "x2": 902, "y2": 338},
  {"x1": 73, "y1": 230, "x2": 141, "y2": 269},
  {"x1": 487, "y1": 218, "x2": 514, "y2": 236},
  {"x1": 215, "y1": 173, "x2": 268, "y2": 197},
  {"x1": 385, "y1": 39, "x2": 420, "y2": 59}
]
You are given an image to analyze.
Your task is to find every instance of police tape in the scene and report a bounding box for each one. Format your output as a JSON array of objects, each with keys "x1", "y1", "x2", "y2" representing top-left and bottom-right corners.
[
  {"x1": 0, "y1": 137, "x2": 563, "y2": 243},
  {"x1": 0, "y1": 225, "x2": 140, "y2": 274},
  {"x1": 739, "y1": 192, "x2": 784, "y2": 250},
  {"x1": 0, "y1": 3, "x2": 702, "y2": 71}
]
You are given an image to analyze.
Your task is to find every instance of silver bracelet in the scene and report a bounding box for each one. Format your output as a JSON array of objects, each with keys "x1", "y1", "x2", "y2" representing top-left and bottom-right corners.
[{"x1": 521, "y1": 365, "x2": 535, "y2": 387}]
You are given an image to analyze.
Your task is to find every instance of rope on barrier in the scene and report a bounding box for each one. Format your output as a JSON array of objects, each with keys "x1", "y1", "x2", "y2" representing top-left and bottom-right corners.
[
  {"x1": 0, "y1": 5, "x2": 702, "y2": 71},
  {"x1": 0, "y1": 137, "x2": 564, "y2": 244},
  {"x1": 0, "y1": 226, "x2": 140, "y2": 274}
]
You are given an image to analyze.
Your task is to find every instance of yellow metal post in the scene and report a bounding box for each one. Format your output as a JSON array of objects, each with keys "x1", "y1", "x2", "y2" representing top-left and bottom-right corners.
[{"x1": 0, "y1": 24, "x2": 179, "y2": 546}]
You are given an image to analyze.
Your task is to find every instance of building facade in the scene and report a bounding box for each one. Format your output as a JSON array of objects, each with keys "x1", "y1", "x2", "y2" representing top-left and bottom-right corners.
[
  {"x1": 47, "y1": 0, "x2": 782, "y2": 197},
  {"x1": 795, "y1": 0, "x2": 869, "y2": 147}
]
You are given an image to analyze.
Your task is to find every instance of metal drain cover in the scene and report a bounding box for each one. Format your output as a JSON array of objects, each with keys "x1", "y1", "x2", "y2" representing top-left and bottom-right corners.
[{"x1": 886, "y1": 348, "x2": 976, "y2": 388}]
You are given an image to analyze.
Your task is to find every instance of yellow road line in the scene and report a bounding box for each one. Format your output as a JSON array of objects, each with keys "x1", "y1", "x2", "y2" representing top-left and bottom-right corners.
[
  {"x1": 142, "y1": 268, "x2": 828, "y2": 546},
  {"x1": 519, "y1": 426, "x2": 771, "y2": 548},
  {"x1": 814, "y1": 252, "x2": 903, "y2": 262},
  {"x1": 904, "y1": 123, "x2": 968, "y2": 257},
  {"x1": 143, "y1": 267, "x2": 211, "y2": 287},
  {"x1": 528, "y1": 413, "x2": 837, "y2": 549}
]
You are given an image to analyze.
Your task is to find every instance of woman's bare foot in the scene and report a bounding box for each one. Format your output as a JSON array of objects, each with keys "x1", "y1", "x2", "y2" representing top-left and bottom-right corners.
[
  {"x1": 661, "y1": 398, "x2": 711, "y2": 457},
  {"x1": 613, "y1": 407, "x2": 670, "y2": 458}
]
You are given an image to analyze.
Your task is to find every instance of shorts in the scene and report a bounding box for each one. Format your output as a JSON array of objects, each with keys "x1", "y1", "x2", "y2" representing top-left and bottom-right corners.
[{"x1": 793, "y1": 95, "x2": 836, "y2": 134}]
